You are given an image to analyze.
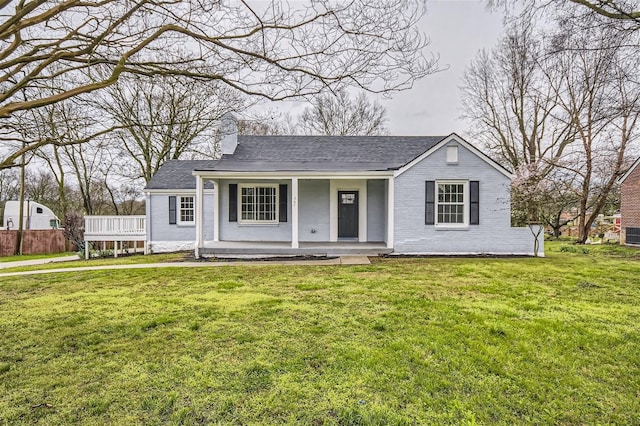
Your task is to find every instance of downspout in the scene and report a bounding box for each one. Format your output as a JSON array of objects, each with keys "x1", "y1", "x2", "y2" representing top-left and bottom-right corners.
[{"x1": 146, "y1": 191, "x2": 151, "y2": 254}]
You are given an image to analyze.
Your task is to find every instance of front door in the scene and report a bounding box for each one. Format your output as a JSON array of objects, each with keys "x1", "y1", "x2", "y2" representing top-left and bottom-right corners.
[{"x1": 338, "y1": 191, "x2": 359, "y2": 239}]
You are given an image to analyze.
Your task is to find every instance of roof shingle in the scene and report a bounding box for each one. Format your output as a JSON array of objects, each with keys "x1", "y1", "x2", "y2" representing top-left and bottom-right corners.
[{"x1": 145, "y1": 135, "x2": 448, "y2": 190}]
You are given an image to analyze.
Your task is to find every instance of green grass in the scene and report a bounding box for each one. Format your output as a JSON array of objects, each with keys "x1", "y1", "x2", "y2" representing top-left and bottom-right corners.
[
  {"x1": 0, "y1": 251, "x2": 191, "y2": 273},
  {"x1": 0, "y1": 252, "x2": 77, "y2": 262},
  {"x1": 0, "y1": 242, "x2": 638, "y2": 424}
]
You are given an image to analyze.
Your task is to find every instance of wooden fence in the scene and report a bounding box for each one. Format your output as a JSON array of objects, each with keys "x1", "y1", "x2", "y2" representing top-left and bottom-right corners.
[{"x1": 0, "y1": 230, "x2": 68, "y2": 256}]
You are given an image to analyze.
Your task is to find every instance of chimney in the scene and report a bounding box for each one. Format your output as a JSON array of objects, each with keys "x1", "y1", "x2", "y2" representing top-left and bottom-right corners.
[{"x1": 220, "y1": 112, "x2": 238, "y2": 156}]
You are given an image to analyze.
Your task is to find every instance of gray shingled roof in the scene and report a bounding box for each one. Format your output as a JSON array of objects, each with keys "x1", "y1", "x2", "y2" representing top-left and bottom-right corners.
[
  {"x1": 145, "y1": 160, "x2": 218, "y2": 190},
  {"x1": 145, "y1": 135, "x2": 448, "y2": 190},
  {"x1": 202, "y1": 135, "x2": 447, "y2": 172}
]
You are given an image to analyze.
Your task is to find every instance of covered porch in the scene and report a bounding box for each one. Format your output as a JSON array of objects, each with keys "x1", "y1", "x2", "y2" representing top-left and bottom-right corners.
[{"x1": 192, "y1": 172, "x2": 396, "y2": 258}]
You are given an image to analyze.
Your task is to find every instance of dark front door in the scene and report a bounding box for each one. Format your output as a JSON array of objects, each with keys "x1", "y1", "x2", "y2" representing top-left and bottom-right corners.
[{"x1": 338, "y1": 191, "x2": 359, "y2": 239}]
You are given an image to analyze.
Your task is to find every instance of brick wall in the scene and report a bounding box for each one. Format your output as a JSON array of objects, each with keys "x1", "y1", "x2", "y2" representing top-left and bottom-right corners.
[{"x1": 621, "y1": 163, "x2": 640, "y2": 244}]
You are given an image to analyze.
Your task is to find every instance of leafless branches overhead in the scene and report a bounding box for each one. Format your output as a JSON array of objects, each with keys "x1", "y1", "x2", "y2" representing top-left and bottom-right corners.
[{"x1": 0, "y1": 0, "x2": 437, "y2": 119}]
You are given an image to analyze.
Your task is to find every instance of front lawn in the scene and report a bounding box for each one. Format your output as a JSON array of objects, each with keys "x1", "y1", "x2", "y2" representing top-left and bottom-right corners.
[
  {"x1": 0, "y1": 243, "x2": 638, "y2": 424},
  {"x1": 0, "y1": 252, "x2": 77, "y2": 263},
  {"x1": 0, "y1": 251, "x2": 191, "y2": 273}
]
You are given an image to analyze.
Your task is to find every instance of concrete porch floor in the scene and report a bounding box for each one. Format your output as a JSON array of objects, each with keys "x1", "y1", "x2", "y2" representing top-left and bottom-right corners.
[{"x1": 199, "y1": 241, "x2": 392, "y2": 257}]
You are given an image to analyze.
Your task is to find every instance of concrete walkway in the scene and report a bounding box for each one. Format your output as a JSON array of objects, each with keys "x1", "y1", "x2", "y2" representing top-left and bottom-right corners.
[
  {"x1": 0, "y1": 255, "x2": 370, "y2": 277},
  {"x1": 0, "y1": 254, "x2": 80, "y2": 269}
]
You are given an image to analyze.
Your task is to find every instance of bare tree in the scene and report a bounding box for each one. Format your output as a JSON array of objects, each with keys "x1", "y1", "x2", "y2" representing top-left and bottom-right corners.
[
  {"x1": 549, "y1": 25, "x2": 640, "y2": 243},
  {"x1": 97, "y1": 76, "x2": 242, "y2": 182},
  {"x1": 462, "y1": 15, "x2": 574, "y2": 174},
  {"x1": 0, "y1": 0, "x2": 437, "y2": 168},
  {"x1": 29, "y1": 100, "x2": 90, "y2": 218},
  {"x1": 568, "y1": 0, "x2": 640, "y2": 23},
  {"x1": 465, "y1": 7, "x2": 640, "y2": 241},
  {"x1": 103, "y1": 181, "x2": 145, "y2": 216},
  {"x1": 0, "y1": 169, "x2": 19, "y2": 202},
  {"x1": 0, "y1": 168, "x2": 19, "y2": 221},
  {"x1": 297, "y1": 90, "x2": 388, "y2": 136},
  {"x1": 500, "y1": 0, "x2": 640, "y2": 37},
  {"x1": 10, "y1": 92, "x2": 116, "y2": 218},
  {"x1": 60, "y1": 140, "x2": 114, "y2": 215},
  {"x1": 237, "y1": 110, "x2": 293, "y2": 135},
  {"x1": 23, "y1": 170, "x2": 56, "y2": 205},
  {"x1": 461, "y1": 15, "x2": 578, "y2": 228}
]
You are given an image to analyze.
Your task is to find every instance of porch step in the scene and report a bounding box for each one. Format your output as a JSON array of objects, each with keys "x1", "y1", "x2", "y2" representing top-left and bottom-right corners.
[
  {"x1": 200, "y1": 247, "x2": 392, "y2": 257},
  {"x1": 340, "y1": 256, "x2": 371, "y2": 265}
]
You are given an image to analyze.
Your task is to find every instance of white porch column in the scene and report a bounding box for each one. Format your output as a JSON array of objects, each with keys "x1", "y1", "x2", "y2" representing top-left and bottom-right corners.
[
  {"x1": 387, "y1": 177, "x2": 394, "y2": 249},
  {"x1": 195, "y1": 174, "x2": 204, "y2": 258},
  {"x1": 291, "y1": 177, "x2": 299, "y2": 248},
  {"x1": 213, "y1": 179, "x2": 219, "y2": 242}
]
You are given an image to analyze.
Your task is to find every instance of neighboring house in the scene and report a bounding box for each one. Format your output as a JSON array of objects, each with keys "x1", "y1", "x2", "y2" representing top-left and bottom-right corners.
[
  {"x1": 619, "y1": 156, "x2": 640, "y2": 246},
  {"x1": 144, "y1": 115, "x2": 543, "y2": 256}
]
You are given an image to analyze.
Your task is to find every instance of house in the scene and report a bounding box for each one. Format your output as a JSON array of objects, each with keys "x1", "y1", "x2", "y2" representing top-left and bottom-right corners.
[
  {"x1": 619, "y1": 156, "x2": 640, "y2": 246},
  {"x1": 143, "y1": 115, "x2": 543, "y2": 257}
]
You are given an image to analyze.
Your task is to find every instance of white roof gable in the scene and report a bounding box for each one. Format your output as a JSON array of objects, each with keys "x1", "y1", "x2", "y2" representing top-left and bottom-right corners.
[{"x1": 394, "y1": 133, "x2": 512, "y2": 178}]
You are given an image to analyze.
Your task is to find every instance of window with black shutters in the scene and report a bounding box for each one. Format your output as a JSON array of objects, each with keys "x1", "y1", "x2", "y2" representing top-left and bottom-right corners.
[
  {"x1": 426, "y1": 180, "x2": 480, "y2": 227},
  {"x1": 239, "y1": 184, "x2": 278, "y2": 223}
]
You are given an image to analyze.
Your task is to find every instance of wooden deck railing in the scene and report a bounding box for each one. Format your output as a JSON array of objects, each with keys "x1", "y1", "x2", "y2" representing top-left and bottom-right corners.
[{"x1": 84, "y1": 215, "x2": 146, "y2": 239}]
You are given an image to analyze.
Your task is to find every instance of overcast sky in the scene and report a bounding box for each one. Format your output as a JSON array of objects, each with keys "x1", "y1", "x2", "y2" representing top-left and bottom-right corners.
[
  {"x1": 266, "y1": 1, "x2": 505, "y2": 137},
  {"x1": 381, "y1": 1, "x2": 505, "y2": 136}
]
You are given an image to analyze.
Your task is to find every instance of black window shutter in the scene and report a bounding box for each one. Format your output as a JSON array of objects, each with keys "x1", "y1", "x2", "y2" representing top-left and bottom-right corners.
[
  {"x1": 168, "y1": 196, "x2": 177, "y2": 225},
  {"x1": 425, "y1": 181, "x2": 435, "y2": 225},
  {"x1": 279, "y1": 184, "x2": 288, "y2": 222},
  {"x1": 229, "y1": 184, "x2": 238, "y2": 222},
  {"x1": 470, "y1": 181, "x2": 479, "y2": 225}
]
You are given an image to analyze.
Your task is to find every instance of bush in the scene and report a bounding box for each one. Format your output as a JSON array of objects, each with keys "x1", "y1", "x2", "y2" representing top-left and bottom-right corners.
[{"x1": 63, "y1": 212, "x2": 85, "y2": 253}]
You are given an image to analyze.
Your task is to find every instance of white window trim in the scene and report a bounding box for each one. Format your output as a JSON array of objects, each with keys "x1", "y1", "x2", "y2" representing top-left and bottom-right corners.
[
  {"x1": 177, "y1": 195, "x2": 195, "y2": 226},
  {"x1": 238, "y1": 183, "x2": 279, "y2": 224},
  {"x1": 435, "y1": 180, "x2": 468, "y2": 228}
]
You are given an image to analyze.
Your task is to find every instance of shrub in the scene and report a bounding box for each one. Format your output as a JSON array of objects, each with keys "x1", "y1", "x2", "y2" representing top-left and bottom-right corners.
[{"x1": 63, "y1": 212, "x2": 85, "y2": 253}]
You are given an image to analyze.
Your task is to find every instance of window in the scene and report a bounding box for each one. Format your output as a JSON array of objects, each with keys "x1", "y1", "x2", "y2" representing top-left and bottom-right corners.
[
  {"x1": 178, "y1": 196, "x2": 194, "y2": 224},
  {"x1": 239, "y1": 184, "x2": 278, "y2": 223},
  {"x1": 437, "y1": 181, "x2": 466, "y2": 225},
  {"x1": 426, "y1": 180, "x2": 478, "y2": 226}
]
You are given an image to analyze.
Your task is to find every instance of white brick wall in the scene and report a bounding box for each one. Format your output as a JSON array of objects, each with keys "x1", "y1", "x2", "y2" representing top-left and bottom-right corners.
[{"x1": 394, "y1": 141, "x2": 543, "y2": 255}]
